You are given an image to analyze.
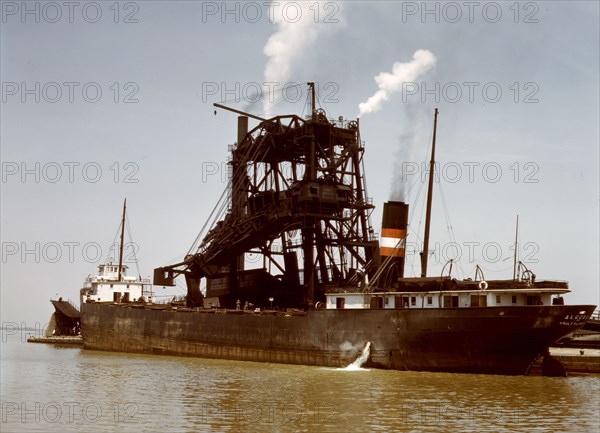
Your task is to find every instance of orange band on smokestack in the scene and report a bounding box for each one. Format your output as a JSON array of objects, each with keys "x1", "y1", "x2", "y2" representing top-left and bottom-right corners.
[
  {"x1": 380, "y1": 200, "x2": 409, "y2": 279},
  {"x1": 380, "y1": 246, "x2": 405, "y2": 257},
  {"x1": 380, "y1": 233, "x2": 406, "y2": 257},
  {"x1": 381, "y1": 228, "x2": 405, "y2": 239}
]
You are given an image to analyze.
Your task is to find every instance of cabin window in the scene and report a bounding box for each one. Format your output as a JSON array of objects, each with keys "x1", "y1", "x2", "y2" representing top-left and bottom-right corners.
[
  {"x1": 110, "y1": 284, "x2": 113, "y2": 288},
  {"x1": 122, "y1": 292, "x2": 130, "y2": 302},
  {"x1": 470, "y1": 295, "x2": 487, "y2": 307},
  {"x1": 410, "y1": 296, "x2": 416, "y2": 306},
  {"x1": 496, "y1": 295, "x2": 501, "y2": 304},
  {"x1": 370, "y1": 297, "x2": 383, "y2": 309},
  {"x1": 310, "y1": 186, "x2": 318, "y2": 195},
  {"x1": 444, "y1": 296, "x2": 459, "y2": 308},
  {"x1": 113, "y1": 292, "x2": 121, "y2": 302},
  {"x1": 512, "y1": 295, "x2": 517, "y2": 304},
  {"x1": 470, "y1": 295, "x2": 479, "y2": 307},
  {"x1": 427, "y1": 296, "x2": 433, "y2": 305},
  {"x1": 336, "y1": 297, "x2": 345, "y2": 309}
]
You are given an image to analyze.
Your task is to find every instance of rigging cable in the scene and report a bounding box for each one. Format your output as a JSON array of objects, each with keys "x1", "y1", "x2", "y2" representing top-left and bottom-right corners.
[
  {"x1": 437, "y1": 181, "x2": 465, "y2": 279},
  {"x1": 124, "y1": 211, "x2": 142, "y2": 279},
  {"x1": 104, "y1": 223, "x2": 122, "y2": 263},
  {"x1": 405, "y1": 127, "x2": 433, "y2": 277}
]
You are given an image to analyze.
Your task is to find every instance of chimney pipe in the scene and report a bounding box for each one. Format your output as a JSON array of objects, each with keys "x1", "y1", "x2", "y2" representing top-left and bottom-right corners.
[
  {"x1": 237, "y1": 116, "x2": 248, "y2": 146},
  {"x1": 380, "y1": 201, "x2": 409, "y2": 284}
]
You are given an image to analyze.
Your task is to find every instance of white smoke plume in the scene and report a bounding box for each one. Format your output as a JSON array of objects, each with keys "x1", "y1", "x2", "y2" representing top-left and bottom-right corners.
[
  {"x1": 262, "y1": 2, "x2": 342, "y2": 117},
  {"x1": 358, "y1": 50, "x2": 437, "y2": 117},
  {"x1": 390, "y1": 104, "x2": 431, "y2": 202}
]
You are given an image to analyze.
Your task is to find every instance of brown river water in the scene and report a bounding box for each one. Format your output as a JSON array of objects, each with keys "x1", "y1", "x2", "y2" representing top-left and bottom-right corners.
[{"x1": 1, "y1": 332, "x2": 598, "y2": 433}]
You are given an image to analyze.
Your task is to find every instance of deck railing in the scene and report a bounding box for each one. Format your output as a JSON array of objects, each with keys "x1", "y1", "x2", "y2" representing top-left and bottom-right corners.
[{"x1": 51, "y1": 298, "x2": 79, "y2": 310}]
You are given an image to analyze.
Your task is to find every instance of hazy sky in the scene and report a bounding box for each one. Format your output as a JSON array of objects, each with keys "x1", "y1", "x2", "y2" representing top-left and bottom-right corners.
[{"x1": 1, "y1": 1, "x2": 598, "y2": 326}]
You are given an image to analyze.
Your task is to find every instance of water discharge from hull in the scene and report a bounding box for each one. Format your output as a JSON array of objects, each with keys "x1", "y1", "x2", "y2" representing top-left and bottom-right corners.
[
  {"x1": 82, "y1": 303, "x2": 597, "y2": 374},
  {"x1": 340, "y1": 342, "x2": 371, "y2": 371}
]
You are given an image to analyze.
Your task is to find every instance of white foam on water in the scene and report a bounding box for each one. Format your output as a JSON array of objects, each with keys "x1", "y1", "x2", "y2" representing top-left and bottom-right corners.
[{"x1": 337, "y1": 342, "x2": 371, "y2": 371}]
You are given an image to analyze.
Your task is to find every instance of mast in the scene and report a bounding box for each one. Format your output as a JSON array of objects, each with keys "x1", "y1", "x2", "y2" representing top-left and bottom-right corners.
[
  {"x1": 513, "y1": 215, "x2": 519, "y2": 280},
  {"x1": 117, "y1": 198, "x2": 126, "y2": 282},
  {"x1": 304, "y1": 82, "x2": 317, "y2": 305},
  {"x1": 420, "y1": 108, "x2": 439, "y2": 278}
]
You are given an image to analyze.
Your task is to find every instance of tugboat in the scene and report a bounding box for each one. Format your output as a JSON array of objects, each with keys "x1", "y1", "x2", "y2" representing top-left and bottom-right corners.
[
  {"x1": 81, "y1": 85, "x2": 595, "y2": 375},
  {"x1": 80, "y1": 199, "x2": 153, "y2": 305}
]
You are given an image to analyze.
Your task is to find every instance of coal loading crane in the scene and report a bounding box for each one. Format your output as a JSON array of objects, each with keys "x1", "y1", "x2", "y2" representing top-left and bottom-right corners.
[{"x1": 154, "y1": 85, "x2": 378, "y2": 309}]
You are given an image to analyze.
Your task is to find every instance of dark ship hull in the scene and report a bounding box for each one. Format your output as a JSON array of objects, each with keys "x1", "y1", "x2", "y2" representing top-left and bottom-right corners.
[
  {"x1": 79, "y1": 101, "x2": 596, "y2": 375},
  {"x1": 81, "y1": 303, "x2": 595, "y2": 375}
]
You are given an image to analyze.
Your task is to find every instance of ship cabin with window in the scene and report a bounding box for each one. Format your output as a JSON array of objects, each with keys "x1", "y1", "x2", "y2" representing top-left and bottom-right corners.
[
  {"x1": 325, "y1": 277, "x2": 570, "y2": 310},
  {"x1": 80, "y1": 262, "x2": 152, "y2": 304}
]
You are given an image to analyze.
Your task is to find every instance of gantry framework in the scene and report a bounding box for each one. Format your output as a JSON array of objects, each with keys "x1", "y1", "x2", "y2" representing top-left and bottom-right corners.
[{"x1": 155, "y1": 98, "x2": 378, "y2": 308}]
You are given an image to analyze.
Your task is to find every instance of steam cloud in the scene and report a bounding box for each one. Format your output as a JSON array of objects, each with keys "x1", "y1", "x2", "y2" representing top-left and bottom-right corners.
[
  {"x1": 357, "y1": 50, "x2": 437, "y2": 117},
  {"x1": 390, "y1": 104, "x2": 431, "y2": 202},
  {"x1": 262, "y1": 1, "x2": 342, "y2": 117}
]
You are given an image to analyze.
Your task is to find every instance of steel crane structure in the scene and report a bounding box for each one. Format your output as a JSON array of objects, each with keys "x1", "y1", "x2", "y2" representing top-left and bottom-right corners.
[{"x1": 154, "y1": 85, "x2": 378, "y2": 309}]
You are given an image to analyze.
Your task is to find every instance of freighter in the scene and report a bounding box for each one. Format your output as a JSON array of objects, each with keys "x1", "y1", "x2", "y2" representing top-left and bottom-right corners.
[{"x1": 81, "y1": 85, "x2": 595, "y2": 375}]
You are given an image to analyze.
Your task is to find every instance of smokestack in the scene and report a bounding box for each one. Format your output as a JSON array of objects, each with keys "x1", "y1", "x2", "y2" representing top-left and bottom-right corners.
[
  {"x1": 232, "y1": 116, "x2": 248, "y2": 273},
  {"x1": 237, "y1": 116, "x2": 248, "y2": 146},
  {"x1": 380, "y1": 201, "x2": 409, "y2": 283}
]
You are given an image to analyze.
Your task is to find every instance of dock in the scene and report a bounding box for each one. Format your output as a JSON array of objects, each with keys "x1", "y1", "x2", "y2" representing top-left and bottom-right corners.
[
  {"x1": 27, "y1": 297, "x2": 82, "y2": 345},
  {"x1": 27, "y1": 335, "x2": 82, "y2": 345},
  {"x1": 549, "y1": 347, "x2": 600, "y2": 374}
]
